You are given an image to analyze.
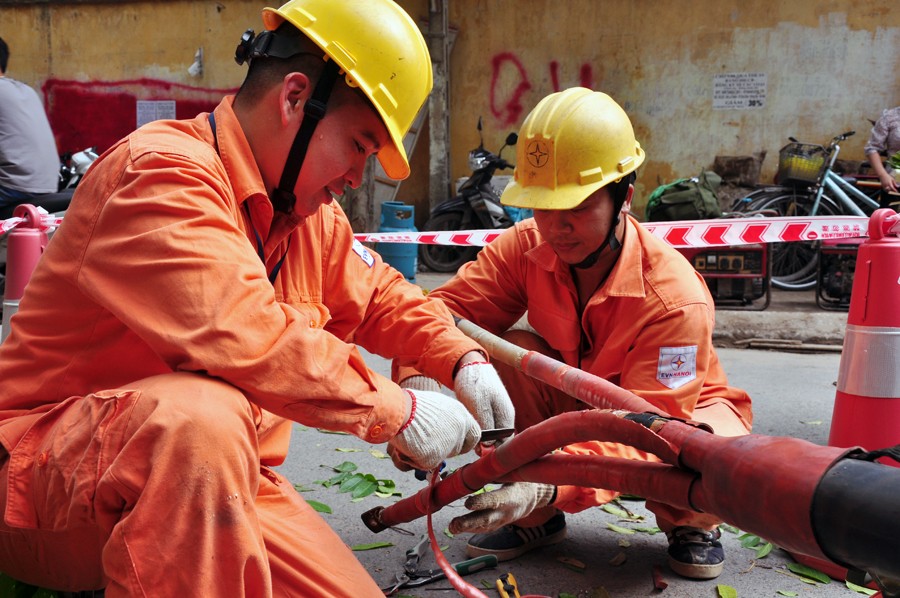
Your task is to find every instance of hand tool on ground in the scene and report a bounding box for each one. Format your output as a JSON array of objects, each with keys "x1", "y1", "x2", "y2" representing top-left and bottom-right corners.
[
  {"x1": 381, "y1": 535, "x2": 498, "y2": 595},
  {"x1": 496, "y1": 572, "x2": 521, "y2": 598}
]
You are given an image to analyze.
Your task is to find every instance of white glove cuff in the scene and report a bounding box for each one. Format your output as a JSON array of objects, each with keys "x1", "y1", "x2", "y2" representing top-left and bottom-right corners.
[{"x1": 399, "y1": 375, "x2": 442, "y2": 393}]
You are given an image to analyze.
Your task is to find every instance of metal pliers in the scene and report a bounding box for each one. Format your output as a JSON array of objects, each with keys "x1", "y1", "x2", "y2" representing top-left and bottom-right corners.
[{"x1": 381, "y1": 535, "x2": 499, "y2": 595}]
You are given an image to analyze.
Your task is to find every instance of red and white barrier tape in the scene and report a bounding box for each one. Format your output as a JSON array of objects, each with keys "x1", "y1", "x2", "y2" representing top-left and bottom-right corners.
[
  {"x1": 0, "y1": 213, "x2": 63, "y2": 234},
  {"x1": 354, "y1": 216, "x2": 872, "y2": 248},
  {"x1": 0, "y1": 213, "x2": 875, "y2": 249}
]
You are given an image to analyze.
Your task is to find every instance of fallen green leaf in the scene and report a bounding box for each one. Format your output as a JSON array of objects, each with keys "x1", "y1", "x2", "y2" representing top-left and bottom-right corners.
[
  {"x1": 719, "y1": 523, "x2": 741, "y2": 534},
  {"x1": 739, "y1": 532, "x2": 761, "y2": 548},
  {"x1": 608, "y1": 551, "x2": 627, "y2": 566},
  {"x1": 444, "y1": 527, "x2": 455, "y2": 538},
  {"x1": 606, "y1": 523, "x2": 635, "y2": 535},
  {"x1": 316, "y1": 428, "x2": 351, "y2": 435},
  {"x1": 631, "y1": 525, "x2": 661, "y2": 534},
  {"x1": 338, "y1": 473, "x2": 366, "y2": 493},
  {"x1": 559, "y1": 593, "x2": 578, "y2": 598},
  {"x1": 350, "y1": 476, "x2": 378, "y2": 499},
  {"x1": 335, "y1": 447, "x2": 362, "y2": 452},
  {"x1": 801, "y1": 420, "x2": 823, "y2": 425},
  {"x1": 481, "y1": 579, "x2": 492, "y2": 589},
  {"x1": 776, "y1": 591, "x2": 798, "y2": 597},
  {"x1": 306, "y1": 499, "x2": 332, "y2": 514},
  {"x1": 369, "y1": 449, "x2": 388, "y2": 459},
  {"x1": 351, "y1": 541, "x2": 393, "y2": 551},
  {"x1": 755, "y1": 542, "x2": 773, "y2": 558},
  {"x1": 590, "y1": 587, "x2": 612, "y2": 598},
  {"x1": 787, "y1": 562, "x2": 831, "y2": 584},
  {"x1": 557, "y1": 556, "x2": 586, "y2": 572},
  {"x1": 601, "y1": 503, "x2": 630, "y2": 518},
  {"x1": 845, "y1": 580, "x2": 878, "y2": 596},
  {"x1": 716, "y1": 584, "x2": 738, "y2": 598}
]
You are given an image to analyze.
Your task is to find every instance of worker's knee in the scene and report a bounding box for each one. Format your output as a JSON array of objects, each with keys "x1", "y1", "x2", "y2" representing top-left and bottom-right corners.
[{"x1": 123, "y1": 372, "x2": 257, "y2": 452}]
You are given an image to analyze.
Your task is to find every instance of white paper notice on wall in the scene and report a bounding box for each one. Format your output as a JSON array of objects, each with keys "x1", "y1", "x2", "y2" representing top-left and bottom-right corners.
[
  {"x1": 137, "y1": 100, "x2": 177, "y2": 128},
  {"x1": 712, "y1": 73, "x2": 767, "y2": 110}
]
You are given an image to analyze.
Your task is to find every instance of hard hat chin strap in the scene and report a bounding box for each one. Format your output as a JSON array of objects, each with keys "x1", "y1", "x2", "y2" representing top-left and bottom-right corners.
[
  {"x1": 271, "y1": 59, "x2": 341, "y2": 214},
  {"x1": 572, "y1": 215, "x2": 621, "y2": 270}
]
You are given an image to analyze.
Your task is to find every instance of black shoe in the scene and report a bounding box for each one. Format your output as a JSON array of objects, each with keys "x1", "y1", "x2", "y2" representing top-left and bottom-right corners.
[
  {"x1": 666, "y1": 526, "x2": 725, "y2": 579},
  {"x1": 465, "y1": 512, "x2": 567, "y2": 561}
]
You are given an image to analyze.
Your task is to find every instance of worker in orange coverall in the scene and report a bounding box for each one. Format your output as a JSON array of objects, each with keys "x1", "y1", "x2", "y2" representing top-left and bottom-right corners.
[
  {"x1": 0, "y1": 1, "x2": 515, "y2": 595},
  {"x1": 396, "y1": 88, "x2": 753, "y2": 581}
]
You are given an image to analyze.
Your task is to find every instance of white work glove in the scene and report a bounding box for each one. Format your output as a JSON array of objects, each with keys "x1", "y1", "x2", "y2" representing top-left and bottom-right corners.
[
  {"x1": 453, "y1": 362, "x2": 516, "y2": 432},
  {"x1": 387, "y1": 389, "x2": 481, "y2": 472},
  {"x1": 399, "y1": 375, "x2": 442, "y2": 393},
  {"x1": 448, "y1": 482, "x2": 557, "y2": 534}
]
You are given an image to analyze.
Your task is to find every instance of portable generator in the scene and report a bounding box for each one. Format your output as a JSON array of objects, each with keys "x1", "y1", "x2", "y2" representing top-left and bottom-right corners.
[
  {"x1": 677, "y1": 244, "x2": 770, "y2": 310},
  {"x1": 816, "y1": 237, "x2": 864, "y2": 311}
]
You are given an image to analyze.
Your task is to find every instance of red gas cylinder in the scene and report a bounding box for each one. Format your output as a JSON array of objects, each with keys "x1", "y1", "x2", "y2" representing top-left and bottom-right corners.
[
  {"x1": 828, "y1": 208, "x2": 900, "y2": 464},
  {"x1": 1, "y1": 204, "x2": 48, "y2": 343}
]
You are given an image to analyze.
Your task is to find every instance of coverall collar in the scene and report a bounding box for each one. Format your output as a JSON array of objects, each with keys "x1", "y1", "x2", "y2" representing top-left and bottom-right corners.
[
  {"x1": 524, "y1": 215, "x2": 647, "y2": 301},
  {"x1": 210, "y1": 96, "x2": 303, "y2": 251}
]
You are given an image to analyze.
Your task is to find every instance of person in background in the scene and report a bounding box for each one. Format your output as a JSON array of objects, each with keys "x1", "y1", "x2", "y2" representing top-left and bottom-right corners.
[
  {"x1": 396, "y1": 88, "x2": 753, "y2": 581},
  {"x1": 864, "y1": 105, "x2": 900, "y2": 199},
  {"x1": 0, "y1": 1, "x2": 514, "y2": 595},
  {"x1": 0, "y1": 37, "x2": 69, "y2": 219}
]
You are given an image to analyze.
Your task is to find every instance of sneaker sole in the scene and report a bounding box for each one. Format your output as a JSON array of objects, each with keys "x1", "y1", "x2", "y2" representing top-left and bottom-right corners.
[
  {"x1": 667, "y1": 556, "x2": 724, "y2": 580},
  {"x1": 465, "y1": 527, "x2": 567, "y2": 562}
]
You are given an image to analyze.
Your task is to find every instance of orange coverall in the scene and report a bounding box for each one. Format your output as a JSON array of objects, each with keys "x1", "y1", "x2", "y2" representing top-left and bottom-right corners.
[
  {"x1": 399, "y1": 216, "x2": 752, "y2": 529},
  {"x1": 0, "y1": 96, "x2": 483, "y2": 596}
]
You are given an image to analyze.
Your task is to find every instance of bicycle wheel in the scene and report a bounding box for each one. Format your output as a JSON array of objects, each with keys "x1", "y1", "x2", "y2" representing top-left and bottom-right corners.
[
  {"x1": 417, "y1": 211, "x2": 480, "y2": 272},
  {"x1": 745, "y1": 189, "x2": 841, "y2": 291}
]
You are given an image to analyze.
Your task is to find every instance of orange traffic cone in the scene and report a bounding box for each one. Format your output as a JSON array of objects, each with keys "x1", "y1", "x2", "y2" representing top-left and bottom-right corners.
[
  {"x1": 1, "y1": 204, "x2": 48, "y2": 344},
  {"x1": 827, "y1": 208, "x2": 900, "y2": 463},
  {"x1": 790, "y1": 209, "x2": 900, "y2": 588}
]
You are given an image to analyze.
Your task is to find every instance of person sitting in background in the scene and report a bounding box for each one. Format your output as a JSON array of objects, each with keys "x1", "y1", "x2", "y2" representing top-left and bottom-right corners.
[
  {"x1": 864, "y1": 105, "x2": 900, "y2": 200},
  {"x1": 0, "y1": 37, "x2": 69, "y2": 219},
  {"x1": 396, "y1": 87, "x2": 753, "y2": 581}
]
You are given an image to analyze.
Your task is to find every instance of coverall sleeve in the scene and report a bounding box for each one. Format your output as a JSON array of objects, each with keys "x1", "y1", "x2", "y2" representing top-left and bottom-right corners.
[
  {"x1": 76, "y1": 149, "x2": 449, "y2": 442},
  {"x1": 553, "y1": 301, "x2": 715, "y2": 512},
  {"x1": 320, "y1": 207, "x2": 484, "y2": 389},
  {"x1": 392, "y1": 225, "x2": 530, "y2": 383}
]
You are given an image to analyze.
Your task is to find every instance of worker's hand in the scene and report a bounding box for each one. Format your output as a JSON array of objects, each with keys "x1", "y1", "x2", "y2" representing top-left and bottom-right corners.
[
  {"x1": 387, "y1": 389, "x2": 481, "y2": 472},
  {"x1": 453, "y1": 361, "x2": 515, "y2": 433},
  {"x1": 448, "y1": 482, "x2": 557, "y2": 534}
]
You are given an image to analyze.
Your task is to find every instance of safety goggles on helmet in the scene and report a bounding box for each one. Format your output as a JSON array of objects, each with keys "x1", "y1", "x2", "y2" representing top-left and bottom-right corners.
[{"x1": 501, "y1": 87, "x2": 645, "y2": 211}]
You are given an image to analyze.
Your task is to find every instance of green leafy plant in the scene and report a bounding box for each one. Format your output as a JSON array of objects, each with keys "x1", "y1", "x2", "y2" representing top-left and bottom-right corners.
[{"x1": 316, "y1": 461, "x2": 401, "y2": 500}]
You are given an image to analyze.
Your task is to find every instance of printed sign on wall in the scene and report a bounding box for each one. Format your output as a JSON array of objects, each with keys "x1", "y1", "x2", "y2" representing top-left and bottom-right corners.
[{"x1": 713, "y1": 72, "x2": 767, "y2": 110}]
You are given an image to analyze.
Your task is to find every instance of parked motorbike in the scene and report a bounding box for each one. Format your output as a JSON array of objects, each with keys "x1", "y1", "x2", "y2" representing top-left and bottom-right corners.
[
  {"x1": 418, "y1": 119, "x2": 530, "y2": 273},
  {"x1": 0, "y1": 147, "x2": 98, "y2": 222},
  {"x1": 58, "y1": 146, "x2": 99, "y2": 191}
]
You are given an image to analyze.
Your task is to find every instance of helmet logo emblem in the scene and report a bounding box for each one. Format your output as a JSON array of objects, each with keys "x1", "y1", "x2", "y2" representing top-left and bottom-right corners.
[{"x1": 526, "y1": 141, "x2": 549, "y2": 168}]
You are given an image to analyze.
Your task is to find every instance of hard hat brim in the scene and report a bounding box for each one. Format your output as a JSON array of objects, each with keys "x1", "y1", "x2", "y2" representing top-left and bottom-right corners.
[{"x1": 501, "y1": 179, "x2": 609, "y2": 211}]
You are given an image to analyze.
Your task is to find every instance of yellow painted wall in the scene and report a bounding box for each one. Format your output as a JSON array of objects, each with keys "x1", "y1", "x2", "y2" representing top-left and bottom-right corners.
[{"x1": 3, "y1": 0, "x2": 899, "y2": 217}]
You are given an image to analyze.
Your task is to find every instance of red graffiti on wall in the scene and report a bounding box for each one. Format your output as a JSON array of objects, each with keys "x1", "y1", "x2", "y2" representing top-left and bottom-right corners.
[
  {"x1": 42, "y1": 78, "x2": 238, "y2": 154},
  {"x1": 548, "y1": 61, "x2": 594, "y2": 92},
  {"x1": 492, "y1": 56, "x2": 595, "y2": 127},
  {"x1": 489, "y1": 53, "x2": 532, "y2": 127}
]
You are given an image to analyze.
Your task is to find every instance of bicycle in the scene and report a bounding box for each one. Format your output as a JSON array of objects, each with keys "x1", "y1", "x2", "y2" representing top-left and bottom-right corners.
[{"x1": 729, "y1": 130, "x2": 882, "y2": 290}]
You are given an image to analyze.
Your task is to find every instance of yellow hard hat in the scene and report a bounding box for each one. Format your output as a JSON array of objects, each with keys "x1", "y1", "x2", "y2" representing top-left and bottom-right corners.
[
  {"x1": 262, "y1": 0, "x2": 432, "y2": 180},
  {"x1": 502, "y1": 87, "x2": 645, "y2": 210}
]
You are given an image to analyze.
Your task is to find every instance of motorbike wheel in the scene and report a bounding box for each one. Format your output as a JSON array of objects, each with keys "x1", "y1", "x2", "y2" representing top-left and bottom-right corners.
[
  {"x1": 744, "y1": 188, "x2": 841, "y2": 291},
  {"x1": 418, "y1": 211, "x2": 480, "y2": 273}
]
